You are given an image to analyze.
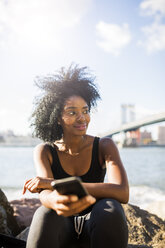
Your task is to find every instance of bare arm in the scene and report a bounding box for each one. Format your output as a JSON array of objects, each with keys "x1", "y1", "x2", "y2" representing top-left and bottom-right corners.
[
  {"x1": 83, "y1": 138, "x2": 129, "y2": 203},
  {"x1": 24, "y1": 143, "x2": 95, "y2": 216},
  {"x1": 22, "y1": 144, "x2": 55, "y2": 194}
]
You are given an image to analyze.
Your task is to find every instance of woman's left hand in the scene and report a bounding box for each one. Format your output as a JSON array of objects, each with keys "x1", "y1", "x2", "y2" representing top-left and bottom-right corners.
[
  {"x1": 46, "y1": 189, "x2": 96, "y2": 217},
  {"x1": 22, "y1": 176, "x2": 53, "y2": 194}
]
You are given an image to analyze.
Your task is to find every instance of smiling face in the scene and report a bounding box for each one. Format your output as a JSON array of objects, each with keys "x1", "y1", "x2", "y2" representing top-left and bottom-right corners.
[{"x1": 59, "y1": 95, "x2": 90, "y2": 137}]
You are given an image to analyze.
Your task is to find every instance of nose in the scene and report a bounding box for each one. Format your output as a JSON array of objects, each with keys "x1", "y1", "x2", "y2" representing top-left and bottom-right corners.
[{"x1": 77, "y1": 113, "x2": 85, "y2": 122}]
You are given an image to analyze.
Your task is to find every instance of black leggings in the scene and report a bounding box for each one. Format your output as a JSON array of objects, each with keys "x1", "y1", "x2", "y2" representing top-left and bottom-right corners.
[{"x1": 26, "y1": 199, "x2": 128, "y2": 248}]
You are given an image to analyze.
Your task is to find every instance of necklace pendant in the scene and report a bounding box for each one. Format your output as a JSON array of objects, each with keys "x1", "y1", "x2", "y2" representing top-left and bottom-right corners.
[{"x1": 66, "y1": 150, "x2": 79, "y2": 156}]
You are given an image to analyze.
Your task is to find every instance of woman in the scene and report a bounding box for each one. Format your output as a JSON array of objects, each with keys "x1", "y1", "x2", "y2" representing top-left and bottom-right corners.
[{"x1": 23, "y1": 65, "x2": 129, "y2": 248}]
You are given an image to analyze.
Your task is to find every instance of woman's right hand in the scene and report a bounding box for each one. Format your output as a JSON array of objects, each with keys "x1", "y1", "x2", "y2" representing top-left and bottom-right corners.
[
  {"x1": 48, "y1": 190, "x2": 96, "y2": 217},
  {"x1": 22, "y1": 176, "x2": 54, "y2": 194}
]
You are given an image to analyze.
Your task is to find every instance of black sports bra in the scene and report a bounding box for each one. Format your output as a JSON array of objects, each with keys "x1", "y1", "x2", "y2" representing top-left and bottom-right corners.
[{"x1": 48, "y1": 137, "x2": 106, "y2": 183}]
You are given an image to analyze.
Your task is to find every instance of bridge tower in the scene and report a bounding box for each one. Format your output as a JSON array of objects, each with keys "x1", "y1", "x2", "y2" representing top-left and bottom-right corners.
[{"x1": 121, "y1": 104, "x2": 135, "y2": 124}]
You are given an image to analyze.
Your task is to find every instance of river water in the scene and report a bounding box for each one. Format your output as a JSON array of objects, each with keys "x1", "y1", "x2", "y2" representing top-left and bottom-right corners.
[{"x1": 0, "y1": 146, "x2": 165, "y2": 212}]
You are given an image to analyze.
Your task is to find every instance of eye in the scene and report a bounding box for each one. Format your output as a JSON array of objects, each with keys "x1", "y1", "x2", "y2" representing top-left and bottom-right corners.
[
  {"x1": 68, "y1": 111, "x2": 76, "y2": 115},
  {"x1": 83, "y1": 109, "x2": 89, "y2": 114}
]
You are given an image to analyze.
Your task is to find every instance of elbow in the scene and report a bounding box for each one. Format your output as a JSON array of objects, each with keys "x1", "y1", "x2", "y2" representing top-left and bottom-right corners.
[
  {"x1": 121, "y1": 195, "x2": 129, "y2": 204},
  {"x1": 120, "y1": 186, "x2": 129, "y2": 204}
]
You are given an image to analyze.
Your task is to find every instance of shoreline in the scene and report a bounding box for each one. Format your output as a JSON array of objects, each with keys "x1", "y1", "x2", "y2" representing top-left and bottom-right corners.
[
  {"x1": 7, "y1": 194, "x2": 165, "y2": 221},
  {"x1": 2, "y1": 185, "x2": 165, "y2": 220}
]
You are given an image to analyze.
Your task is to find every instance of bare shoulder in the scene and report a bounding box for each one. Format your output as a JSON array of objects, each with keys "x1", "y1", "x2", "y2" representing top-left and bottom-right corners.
[
  {"x1": 99, "y1": 137, "x2": 120, "y2": 158},
  {"x1": 33, "y1": 143, "x2": 54, "y2": 176},
  {"x1": 98, "y1": 137, "x2": 124, "y2": 172},
  {"x1": 34, "y1": 143, "x2": 52, "y2": 158},
  {"x1": 34, "y1": 143, "x2": 49, "y2": 152},
  {"x1": 99, "y1": 137, "x2": 117, "y2": 150}
]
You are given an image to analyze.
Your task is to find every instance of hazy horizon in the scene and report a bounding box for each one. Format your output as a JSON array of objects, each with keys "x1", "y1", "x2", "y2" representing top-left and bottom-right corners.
[{"x1": 0, "y1": 0, "x2": 165, "y2": 138}]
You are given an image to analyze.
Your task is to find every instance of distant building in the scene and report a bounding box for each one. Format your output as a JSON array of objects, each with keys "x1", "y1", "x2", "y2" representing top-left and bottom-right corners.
[
  {"x1": 125, "y1": 129, "x2": 140, "y2": 147},
  {"x1": 157, "y1": 126, "x2": 165, "y2": 145},
  {"x1": 140, "y1": 130, "x2": 152, "y2": 145}
]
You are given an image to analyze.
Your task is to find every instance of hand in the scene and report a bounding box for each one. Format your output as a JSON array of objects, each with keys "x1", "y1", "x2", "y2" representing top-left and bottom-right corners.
[
  {"x1": 49, "y1": 190, "x2": 96, "y2": 217},
  {"x1": 22, "y1": 176, "x2": 53, "y2": 194}
]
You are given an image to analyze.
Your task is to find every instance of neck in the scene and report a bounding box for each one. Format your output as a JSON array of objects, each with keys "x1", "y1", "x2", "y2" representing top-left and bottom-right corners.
[{"x1": 56, "y1": 135, "x2": 86, "y2": 156}]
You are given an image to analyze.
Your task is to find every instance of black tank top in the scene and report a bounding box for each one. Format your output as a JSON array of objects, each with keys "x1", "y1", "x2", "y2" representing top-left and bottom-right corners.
[{"x1": 48, "y1": 137, "x2": 106, "y2": 183}]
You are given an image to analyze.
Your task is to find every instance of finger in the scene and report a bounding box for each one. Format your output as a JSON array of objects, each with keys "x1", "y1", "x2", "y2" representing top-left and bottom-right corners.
[
  {"x1": 85, "y1": 195, "x2": 96, "y2": 204},
  {"x1": 56, "y1": 209, "x2": 70, "y2": 216},
  {"x1": 55, "y1": 203, "x2": 71, "y2": 212},
  {"x1": 29, "y1": 179, "x2": 40, "y2": 189},
  {"x1": 67, "y1": 195, "x2": 79, "y2": 202},
  {"x1": 72, "y1": 195, "x2": 96, "y2": 208},
  {"x1": 55, "y1": 196, "x2": 96, "y2": 217},
  {"x1": 69, "y1": 195, "x2": 96, "y2": 214},
  {"x1": 33, "y1": 177, "x2": 40, "y2": 184},
  {"x1": 24, "y1": 180, "x2": 34, "y2": 190},
  {"x1": 22, "y1": 177, "x2": 40, "y2": 194},
  {"x1": 30, "y1": 184, "x2": 41, "y2": 193},
  {"x1": 55, "y1": 206, "x2": 74, "y2": 217},
  {"x1": 56, "y1": 196, "x2": 86, "y2": 212},
  {"x1": 55, "y1": 194, "x2": 78, "y2": 204},
  {"x1": 27, "y1": 178, "x2": 40, "y2": 188},
  {"x1": 24, "y1": 180, "x2": 38, "y2": 192},
  {"x1": 27, "y1": 186, "x2": 38, "y2": 193},
  {"x1": 56, "y1": 202, "x2": 90, "y2": 217},
  {"x1": 22, "y1": 185, "x2": 26, "y2": 195},
  {"x1": 22, "y1": 179, "x2": 33, "y2": 194},
  {"x1": 26, "y1": 182, "x2": 35, "y2": 190},
  {"x1": 28, "y1": 177, "x2": 44, "y2": 189},
  {"x1": 24, "y1": 178, "x2": 33, "y2": 186}
]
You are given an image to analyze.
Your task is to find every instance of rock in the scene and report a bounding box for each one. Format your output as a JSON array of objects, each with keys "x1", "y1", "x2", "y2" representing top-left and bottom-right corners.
[
  {"x1": 10, "y1": 198, "x2": 41, "y2": 230},
  {"x1": 123, "y1": 204, "x2": 165, "y2": 248},
  {"x1": 0, "y1": 189, "x2": 20, "y2": 236},
  {"x1": 4, "y1": 196, "x2": 165, "y2": 248},
  {"x1": 127, "y1": 245, "x2": 152, "y2": 248}
]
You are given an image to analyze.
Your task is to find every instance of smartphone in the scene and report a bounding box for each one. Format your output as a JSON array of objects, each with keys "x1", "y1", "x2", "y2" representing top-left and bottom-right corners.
[{"x1": 51, "y1": 176, "x2": 88, "y2": 199}]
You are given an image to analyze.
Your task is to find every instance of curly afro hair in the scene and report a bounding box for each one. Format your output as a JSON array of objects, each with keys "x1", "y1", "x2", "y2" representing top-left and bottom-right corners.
[{"x1": 30, "y1": 64, "x2": 101, "y2": 142}]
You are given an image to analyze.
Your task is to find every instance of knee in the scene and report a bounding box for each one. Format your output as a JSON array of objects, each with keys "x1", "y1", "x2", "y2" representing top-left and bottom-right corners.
[
  {"x1": 31, "y1": 205, "x2": 59, "y2": 226},
  {"x1": 104, "y1": 198, "x2": 125, "y2": 219},
  {"x1": 90, "y1": 199, "x2": 128, "y2": 247},
  {"x1": 91, "y1": 198, "x2": 126, "y2": 227},
  {"x1": 27, "y1": 206, "x2": 62, "y2": 248}
]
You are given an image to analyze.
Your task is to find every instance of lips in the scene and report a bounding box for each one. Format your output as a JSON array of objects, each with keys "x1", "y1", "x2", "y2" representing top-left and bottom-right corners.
[{"x1": 74, "y1": 124, "x2": 87, "y2": 131}]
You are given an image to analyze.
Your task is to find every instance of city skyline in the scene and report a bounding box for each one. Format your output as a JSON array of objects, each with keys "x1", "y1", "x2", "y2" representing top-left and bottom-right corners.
[
  {"x1": 1, "y1": 109, "x2": 164, "y2": 141},
  {"x1": 1, "y1": 120, "x2": 165, "y2": 148},
  {"x1": 0, "y1": 0, "x2": 165, "y2": 137}
]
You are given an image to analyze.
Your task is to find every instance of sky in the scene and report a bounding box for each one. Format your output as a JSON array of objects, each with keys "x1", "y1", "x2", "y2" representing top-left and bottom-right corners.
[{"x1": 0, "y1": 0, "x2": 165, "y2": 138}]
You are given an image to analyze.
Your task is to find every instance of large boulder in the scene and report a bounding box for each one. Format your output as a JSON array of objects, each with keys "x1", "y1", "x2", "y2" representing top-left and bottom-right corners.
[
  {"x1": 0, "y1": 189, "x2": 20, "y2": 236},
  {"x1": 10, "y1": 198, "x2": 41, "y2": 231},
  {"x1": 15, "y1": 202, "x2": 165, "y2": 248},
  {"x1": 123, "y1": 204, "x2": 165, "y2": 248},
  {"x1": 1, "y1": 192, "x2": 165, "y2": 248}
]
